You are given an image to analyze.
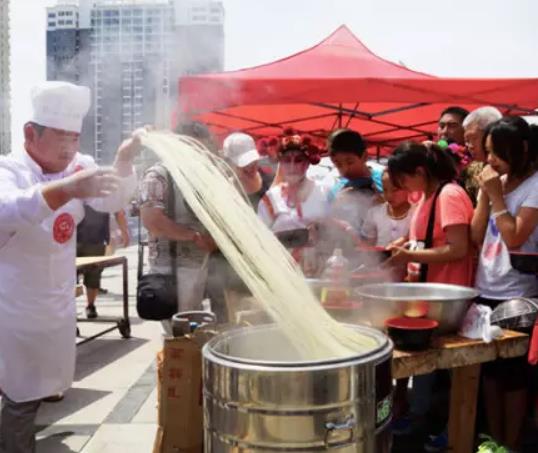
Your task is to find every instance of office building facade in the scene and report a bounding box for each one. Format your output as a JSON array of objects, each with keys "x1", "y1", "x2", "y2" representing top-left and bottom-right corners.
[{"x1": 47, "y1": 0, "x2": 224, "y2": 163}]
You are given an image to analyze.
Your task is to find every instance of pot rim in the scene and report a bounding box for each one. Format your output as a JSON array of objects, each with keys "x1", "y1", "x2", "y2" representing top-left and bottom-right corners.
[
  {"x1": 204, "y1": 323, "x2": 392, "y2": 370},
  {"x1": 353, "y1": 282, "x2": 480, "y2": 302}
]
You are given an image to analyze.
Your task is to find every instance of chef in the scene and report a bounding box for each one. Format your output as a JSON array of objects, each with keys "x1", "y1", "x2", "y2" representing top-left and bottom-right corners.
[{"x1": 0, "y1": 81, "x2": 139, "y2": 453}]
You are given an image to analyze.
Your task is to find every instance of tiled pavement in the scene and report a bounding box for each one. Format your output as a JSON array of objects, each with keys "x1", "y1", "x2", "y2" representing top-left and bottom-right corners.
[{"x1": 35, "y1": 246, "x2": 162, "y2": 453}]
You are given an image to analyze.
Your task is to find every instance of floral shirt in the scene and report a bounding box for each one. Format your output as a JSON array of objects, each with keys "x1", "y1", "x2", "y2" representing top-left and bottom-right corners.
[{"x1": 139, "y1": 163, "x2": 207, "y2": 269}]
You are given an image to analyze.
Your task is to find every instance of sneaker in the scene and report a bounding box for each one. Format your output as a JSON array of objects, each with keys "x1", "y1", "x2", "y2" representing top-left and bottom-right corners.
[
  {"x1": 391, "y1": 414, "x2": 413, "y2": 436},
  {"x1": 86, "y1": 305, "x2": 98, "y2": 319},
  {"x1": 424, "y1": 431, "x2": 448, "y2": 452},
  {"x1": 98, "y1": 287, "x2": 108, "y2": 295}
]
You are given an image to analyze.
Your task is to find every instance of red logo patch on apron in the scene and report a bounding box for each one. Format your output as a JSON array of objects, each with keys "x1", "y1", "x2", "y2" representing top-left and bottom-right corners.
[{"x1": 53, "y1": 213, "x2": 75, "y2": 244}]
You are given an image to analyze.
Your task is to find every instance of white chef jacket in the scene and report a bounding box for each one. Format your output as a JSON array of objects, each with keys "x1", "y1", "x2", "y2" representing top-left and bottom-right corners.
[{"x1": 0, "y1": 150, "x2": 137, "y2": 402}]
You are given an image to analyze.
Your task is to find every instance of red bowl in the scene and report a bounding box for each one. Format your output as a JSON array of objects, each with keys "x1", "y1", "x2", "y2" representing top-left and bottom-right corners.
[
  {"x1": 385, "y1": 317, "x2": 439, "y2": 351},
  {"x1": 385, "y1": 317, "x2": 439, "y2": 330}
]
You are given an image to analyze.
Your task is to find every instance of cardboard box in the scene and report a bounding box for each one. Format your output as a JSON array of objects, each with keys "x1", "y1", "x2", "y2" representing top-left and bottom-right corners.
[{"x1": 153, "y1": 329, "x2": 213, "y2": 453}]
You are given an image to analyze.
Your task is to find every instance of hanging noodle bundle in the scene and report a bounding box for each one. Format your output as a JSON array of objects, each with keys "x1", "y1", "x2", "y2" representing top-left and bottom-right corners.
[{"x1": 141, "y1": 131, "x2": 377, "y2": 360}]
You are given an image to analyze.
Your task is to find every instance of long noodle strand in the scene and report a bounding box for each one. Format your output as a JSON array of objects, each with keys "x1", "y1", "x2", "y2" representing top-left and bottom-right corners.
[{"x1": 141, "y1": 132, "x2": 377, "y2": 360}]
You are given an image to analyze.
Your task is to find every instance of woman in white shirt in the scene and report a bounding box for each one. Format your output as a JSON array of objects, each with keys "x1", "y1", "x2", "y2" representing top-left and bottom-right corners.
[
  {"x1": 471, "y1": 116, "x2": 538, "y2": 451},
  {"x1": 258, "y1": 131, "x2": 327, "y2": 274}
]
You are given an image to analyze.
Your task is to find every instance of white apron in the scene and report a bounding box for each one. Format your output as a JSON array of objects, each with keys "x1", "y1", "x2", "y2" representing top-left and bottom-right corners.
[
  {"x1": 0, "y1": 202, "x2": 83, "y2": 402},
  {"x1": 0, "y1": 152, "x2": 136, "y2": 402}
]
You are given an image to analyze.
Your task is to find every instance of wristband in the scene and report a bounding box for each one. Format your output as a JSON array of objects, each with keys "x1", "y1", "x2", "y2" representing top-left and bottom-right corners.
[{"x1": 491, "y1": 209, "x2": 508, "y2": 220}]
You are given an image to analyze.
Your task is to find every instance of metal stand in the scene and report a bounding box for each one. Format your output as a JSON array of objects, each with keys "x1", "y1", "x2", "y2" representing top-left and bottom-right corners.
[{"x1": 76, "y1": 255, "x2": 131, "y2": 345}]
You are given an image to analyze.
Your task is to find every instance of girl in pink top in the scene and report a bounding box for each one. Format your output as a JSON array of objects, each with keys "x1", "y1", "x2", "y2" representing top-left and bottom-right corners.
[
  {"x1": 386, "y1": 142, "x2": 474, "y2": 286},
  {"x1": 385, "y1": 141, "x2": 475, "y2": 444}
]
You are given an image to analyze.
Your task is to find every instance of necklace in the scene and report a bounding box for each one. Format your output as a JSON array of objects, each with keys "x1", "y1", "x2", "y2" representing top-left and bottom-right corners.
[{"x1": 387, "y1": 204, "x2": 410, "y2": 220}]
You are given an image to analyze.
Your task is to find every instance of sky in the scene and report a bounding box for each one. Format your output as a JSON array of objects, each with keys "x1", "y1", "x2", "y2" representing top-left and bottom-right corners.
[{"x1": 9, "y1": 0, "x2": 538, "y2": 151}]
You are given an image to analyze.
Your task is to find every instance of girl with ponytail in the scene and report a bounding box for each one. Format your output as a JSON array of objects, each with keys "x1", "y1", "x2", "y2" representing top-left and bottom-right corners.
[
  {"x1": 386, "y1": 142, "x2": 475, "y2": 443},
  {"x1": 386, "y1": 141, "x2": 474, "y2": 286}
]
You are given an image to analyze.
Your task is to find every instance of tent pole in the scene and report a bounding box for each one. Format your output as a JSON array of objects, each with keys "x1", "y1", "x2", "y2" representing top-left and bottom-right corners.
[
  {"x1": 376, "y1": 145, "x2": 381, "y2": 162},
  {"x1": 338, "y1": 104, "x2": 343, "y2": 128}
]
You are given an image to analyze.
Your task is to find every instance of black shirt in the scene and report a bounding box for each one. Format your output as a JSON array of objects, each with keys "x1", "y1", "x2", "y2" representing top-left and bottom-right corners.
[{"x1": 77, "y1": 205, "x2": 110, "y2": 245}]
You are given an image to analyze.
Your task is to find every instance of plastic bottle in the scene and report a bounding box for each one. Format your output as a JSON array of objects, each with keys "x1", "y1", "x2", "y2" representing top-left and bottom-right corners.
[{"x1": 320, "y1": 248, "x2": 351, "y2": 305}]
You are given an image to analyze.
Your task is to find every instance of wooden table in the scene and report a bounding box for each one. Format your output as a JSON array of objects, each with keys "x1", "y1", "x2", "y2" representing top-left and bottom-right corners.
[
  {"x1": 392, "y1": 330, "x2": 529, "y2": 453},
  {"x1": 76, "y1": 255, "x2": 130, "y2": 345}
]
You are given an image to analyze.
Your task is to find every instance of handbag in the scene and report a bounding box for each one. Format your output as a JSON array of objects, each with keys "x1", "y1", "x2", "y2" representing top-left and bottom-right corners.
[
  {"x1": 136, "y1": 171, "x2": 179, "y2": 320},
  {"x1": 418, "y1": 182, "x2": 449, "y2": 283}
]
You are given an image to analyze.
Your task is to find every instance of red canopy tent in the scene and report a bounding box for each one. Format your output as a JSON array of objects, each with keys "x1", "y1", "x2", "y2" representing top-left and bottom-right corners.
[{"x1": 178, "y1": 26, "x2": 538, "y2": 155}]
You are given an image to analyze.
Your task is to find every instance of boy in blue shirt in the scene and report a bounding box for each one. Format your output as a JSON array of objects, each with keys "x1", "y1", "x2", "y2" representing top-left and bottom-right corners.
[{"x1": 327, "y1": 129, "x2": 378, "y2": 234}]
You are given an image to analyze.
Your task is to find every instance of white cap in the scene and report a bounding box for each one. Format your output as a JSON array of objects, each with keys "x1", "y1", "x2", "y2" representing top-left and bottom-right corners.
[
  {"x1": 30, "y1": 81, "x2": 91, "y2": 133},
  {"x1": 222, "y1": 133, "x2": 260, "y2": 168}
]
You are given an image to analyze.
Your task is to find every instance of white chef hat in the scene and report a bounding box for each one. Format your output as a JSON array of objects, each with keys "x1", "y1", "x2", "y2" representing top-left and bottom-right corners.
[{"x1": 30, "y1": 81, "x2": 91, "y2": 133}]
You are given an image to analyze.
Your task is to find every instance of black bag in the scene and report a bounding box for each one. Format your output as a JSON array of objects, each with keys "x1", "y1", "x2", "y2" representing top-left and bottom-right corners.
[
  {"x1": 418, "y1": 182, "x2": 449, "y2": 282},
  {"x1": 136, "y1": 273, "x2": 177, "y2": 320},
  {"x1": 136, "y1": 171, "x2": 178, "y2": 320}
]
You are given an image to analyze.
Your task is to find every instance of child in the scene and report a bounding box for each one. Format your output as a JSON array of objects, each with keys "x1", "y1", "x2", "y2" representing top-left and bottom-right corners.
[
  {"x1": 386, "y1": 141, "x2": 475, "y2": 449},
  {"x1": 362, "y1": 171, "x2": 414, "y2": 247},
  {"x1": 327, "y1": 129, "x2": 376, "y2": 234}
]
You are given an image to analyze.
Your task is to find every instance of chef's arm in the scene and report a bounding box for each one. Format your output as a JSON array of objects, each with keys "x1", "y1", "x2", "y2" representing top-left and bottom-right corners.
[
  {"x1": 0, "y1": 183, "x2": 53, "y2": 230},
  {"x1": 0, "y1": 166, "x2": 122, "y2": 232}
]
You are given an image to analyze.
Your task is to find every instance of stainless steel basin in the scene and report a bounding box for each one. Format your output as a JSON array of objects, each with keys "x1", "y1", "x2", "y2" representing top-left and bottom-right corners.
[{"x1": 353, "y1": 283, "x2": 480, "y2": 334}]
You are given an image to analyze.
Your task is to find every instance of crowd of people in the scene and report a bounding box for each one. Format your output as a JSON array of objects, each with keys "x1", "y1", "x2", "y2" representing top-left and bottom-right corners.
[
  {"x1": 140, "y1": 105, "x2": 538, "y2": 452},
  {"x1": 1, "y1": 79, "x2": 537, "y2": 452}
]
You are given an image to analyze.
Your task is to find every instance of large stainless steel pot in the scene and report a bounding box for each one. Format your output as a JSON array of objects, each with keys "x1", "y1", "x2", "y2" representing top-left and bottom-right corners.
[
  {"x1": 354, "y1": 283, "x2": 480, "y2": 333},
  {"x1": 203, "y1": 324, "x2": 393, "y2": 452}
]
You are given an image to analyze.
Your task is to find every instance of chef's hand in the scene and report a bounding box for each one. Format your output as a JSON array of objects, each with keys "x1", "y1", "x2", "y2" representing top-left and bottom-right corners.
[
  {"x1": 114, "y1": 125, "x2": 153, "y2": 176},
  {"x1": 64, "y1": 167, "x2": 121, "y2": 199}
]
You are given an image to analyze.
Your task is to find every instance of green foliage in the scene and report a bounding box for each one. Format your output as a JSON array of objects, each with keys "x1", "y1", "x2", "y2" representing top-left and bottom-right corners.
[{"x1": 476, "y1": 435, "x2": 509, "y2": 453}]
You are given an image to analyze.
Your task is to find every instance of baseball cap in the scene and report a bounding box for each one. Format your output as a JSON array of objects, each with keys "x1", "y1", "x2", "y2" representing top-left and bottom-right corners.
[{"x1": 222, "y1": 133, "x2": 261, "y2": 168}]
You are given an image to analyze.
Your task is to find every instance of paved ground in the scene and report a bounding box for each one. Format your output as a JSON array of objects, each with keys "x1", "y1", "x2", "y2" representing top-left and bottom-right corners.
[{"x1": 35, "y1": 245, "x2": 162, "y2": 453}]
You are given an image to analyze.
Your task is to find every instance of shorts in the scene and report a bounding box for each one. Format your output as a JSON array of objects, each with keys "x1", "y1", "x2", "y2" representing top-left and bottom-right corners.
[{"x1": 77, "y1": 243, "x2": 107, "y2": 289}]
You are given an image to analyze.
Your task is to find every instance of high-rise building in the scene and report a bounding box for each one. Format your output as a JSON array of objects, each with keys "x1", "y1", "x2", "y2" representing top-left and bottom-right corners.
[
  {"x1": 47, "y1": 0, "x2": 224, "y2": 163},
  {"x1": 0, "y1": 0, "x2": 11, "y2": 155}
]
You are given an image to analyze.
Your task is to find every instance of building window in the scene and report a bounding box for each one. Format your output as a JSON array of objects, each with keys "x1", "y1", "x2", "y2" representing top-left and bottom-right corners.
[
  {"x1": 104, "y1": 10, "x2": 119, "y2": 17},
  {"x1": 65, "y1": 11, "x2": 73, "y2": 16},
  {"x1": 48, "y1": 13, "x2": 56, "y2": 18},
  {"x1": 66, "y1": 20, "x2": 73, "y2": 25},
  {"x1": 48, "y1": 22, "x2": 56, "y2": 27},
  {"x1": 59, "y1": 12, "x2": 65, "y2": 16},
  {"x1": 59, "y1": 20, "x2": 65, "y2": 25},
  {"x1": 192, "y1": 15, "x2": 207, "y2": 21}
]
